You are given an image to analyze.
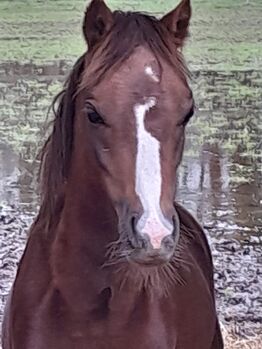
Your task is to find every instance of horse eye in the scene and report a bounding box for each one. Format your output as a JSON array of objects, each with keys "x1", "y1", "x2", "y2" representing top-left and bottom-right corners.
[{"x1": 87, "y1": 110, "x2": 105, "y2": 125}]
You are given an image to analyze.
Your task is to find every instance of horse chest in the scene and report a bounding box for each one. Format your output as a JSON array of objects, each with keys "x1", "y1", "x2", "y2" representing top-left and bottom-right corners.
[
  {"x1": 94, "y1": 293, "x2": 175, "y2": 349},
  {"x1": 64, "y1": 293, "x2": 175, "y2": 349}
]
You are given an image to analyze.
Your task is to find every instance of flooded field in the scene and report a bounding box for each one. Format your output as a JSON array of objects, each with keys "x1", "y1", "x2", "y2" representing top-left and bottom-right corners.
[{"x1": 0, "y1": 0, "x2": 262, "y2": 347}]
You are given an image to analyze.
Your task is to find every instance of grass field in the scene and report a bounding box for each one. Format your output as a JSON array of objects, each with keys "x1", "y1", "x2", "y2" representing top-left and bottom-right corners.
[{"x1": 0, "y1": 0, "x2": 261, "y2": 70}]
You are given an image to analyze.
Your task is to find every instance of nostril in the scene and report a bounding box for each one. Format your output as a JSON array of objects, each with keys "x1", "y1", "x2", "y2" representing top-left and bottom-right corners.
[
  {"x1": 128, "y1": 214, "x2": 144, "y2": 249},
  {"x1": 130, "y1": 212, "x2": 144, "y2": 236},
  {"x1": 137, "y1": 233, "x2": 151, "y2": 249},
  {"x1": 161, "y1": 235, "x2": 175, "y2": 252},
  {"x1": 131, "y1": 215, "x2": 138, "y2": 234},
  {"x1": 129, "y1": 216, "x2": 151, "y2": 250}
]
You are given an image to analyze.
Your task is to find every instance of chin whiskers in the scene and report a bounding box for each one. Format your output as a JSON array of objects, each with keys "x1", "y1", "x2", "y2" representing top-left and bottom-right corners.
[
  {"x1": 103, "y1": 221, "x2": 196, "y2": 297},
  {"x1": 111, "y1": 226, "x2": 195, "y2": 298},
  {"x1": 102, "y1": 232, "x2": 131, "y2": 268}
]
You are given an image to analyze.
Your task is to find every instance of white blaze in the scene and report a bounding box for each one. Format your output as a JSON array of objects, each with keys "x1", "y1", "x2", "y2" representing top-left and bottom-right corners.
[
  {"x1": 145, "y1": 65, "x2": 160, "y2": 82},
  {"x1": 134, "y1": 98, "x2": 173, "y2": 249}
]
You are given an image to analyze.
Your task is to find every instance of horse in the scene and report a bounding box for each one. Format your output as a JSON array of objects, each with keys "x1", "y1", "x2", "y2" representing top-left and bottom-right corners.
[{"x1": 2, "y1": 0, "x2": 224, "y2": 348}]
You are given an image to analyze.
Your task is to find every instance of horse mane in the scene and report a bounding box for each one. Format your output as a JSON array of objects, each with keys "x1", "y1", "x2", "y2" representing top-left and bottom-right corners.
[
  {"x1": 35, "y1": 10, "x2": 189, "y2": 234},
  {"x1": 36, "y1": 55, "x2": 85, "y2": 233}
]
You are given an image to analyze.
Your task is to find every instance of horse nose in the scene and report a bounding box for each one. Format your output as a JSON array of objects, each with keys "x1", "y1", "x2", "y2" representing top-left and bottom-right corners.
[
  {"x1": 128, "y1": 213, "x2": 179, "y2": 265},
  {"x1": 140, "y1": 233, "x2": 176, "y2": 253},
  {"x1": 135, "y1": 213, "x2": 174, "y2": 249},
  {"x1": 129, "y1": 231, "x2": 176, "y2": 265}
]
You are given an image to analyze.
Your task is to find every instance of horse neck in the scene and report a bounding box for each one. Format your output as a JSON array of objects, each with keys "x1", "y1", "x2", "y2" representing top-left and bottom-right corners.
[{"x1": 50, "y1": 151, "x2": 118, "y2": 307}]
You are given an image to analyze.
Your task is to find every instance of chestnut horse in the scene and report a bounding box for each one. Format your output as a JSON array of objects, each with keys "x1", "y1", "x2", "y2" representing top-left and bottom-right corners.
[{"x1": 2, "y1": 0, "x2": 224, "y2": 348}]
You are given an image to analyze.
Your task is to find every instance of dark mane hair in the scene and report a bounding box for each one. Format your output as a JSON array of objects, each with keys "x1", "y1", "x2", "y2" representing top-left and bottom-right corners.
[
  {"x1": 36, "y1": 11, "x2": 189, "y2": 233},
  {"x1": 37, "y1": 55, "x2": 85, "y2": 233}
]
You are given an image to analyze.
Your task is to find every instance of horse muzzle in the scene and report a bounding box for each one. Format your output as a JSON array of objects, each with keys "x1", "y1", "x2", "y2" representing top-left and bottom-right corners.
[{"x1": 126, "y1": 209, "x2": 180, "y2": 266}]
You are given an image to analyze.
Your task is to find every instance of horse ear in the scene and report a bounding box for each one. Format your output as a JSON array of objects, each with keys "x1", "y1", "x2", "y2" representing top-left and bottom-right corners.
[
  {"x1": 161, "y1": 0, "x2": 191, "y2": 47},
  {"x1": 83, "y1": 0, "x2": 113, "y2": 49}
]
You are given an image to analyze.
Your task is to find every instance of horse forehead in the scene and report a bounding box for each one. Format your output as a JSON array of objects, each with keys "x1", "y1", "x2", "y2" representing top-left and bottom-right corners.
[
  {"x1": 113, "y1": 47, "x2": 162, "y2": 87},
  {"x1": 131, "y1": 55, "x2": 161, "y2": 84},
  {"x1": 112, "y1": 63, "x2": 162, "y2": 103},
  {"x1": 144, "y1": 61, "x2": 161, "y2": 82}
]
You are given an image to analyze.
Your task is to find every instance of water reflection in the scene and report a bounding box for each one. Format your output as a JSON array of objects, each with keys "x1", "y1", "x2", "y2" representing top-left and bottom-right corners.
[{"x1": 178, "y1": 143, "x2": 261, "y2": 241}]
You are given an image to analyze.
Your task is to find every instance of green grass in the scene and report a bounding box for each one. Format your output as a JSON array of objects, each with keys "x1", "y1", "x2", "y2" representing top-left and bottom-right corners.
[{"x1": 0, "y1": 0, "x2": 261, "y2": 69}]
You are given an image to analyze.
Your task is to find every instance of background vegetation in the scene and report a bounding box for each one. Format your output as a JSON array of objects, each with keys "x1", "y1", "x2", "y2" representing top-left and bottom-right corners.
[{"x1": 0, "y1": 0, "x2": 261, "y2": 70}]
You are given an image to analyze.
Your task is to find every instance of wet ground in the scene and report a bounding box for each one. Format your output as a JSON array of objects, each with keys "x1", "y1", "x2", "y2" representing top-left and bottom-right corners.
[{"x1": 0, "y1": 64, "x2": 261, "y2": 340}]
